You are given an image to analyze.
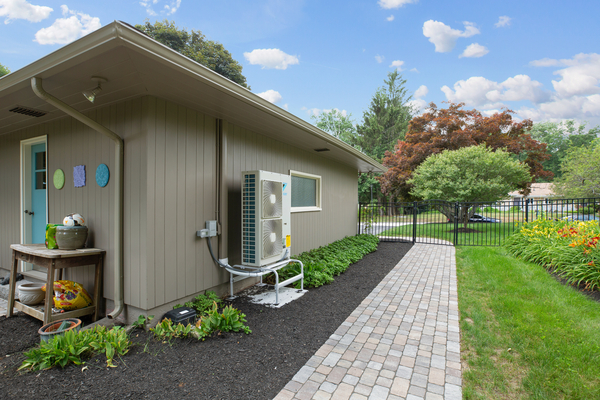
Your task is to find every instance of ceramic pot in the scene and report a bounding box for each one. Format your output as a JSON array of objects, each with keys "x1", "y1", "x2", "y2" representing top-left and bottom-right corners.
[
  {"x1": 55, "y1": 226, "x2": 88, "y2": 250},
  {"x1": 18, "y1": 283, "x2": 45, "y2": 305},
  {"x1": 38, "y1": 318, "x2": 82, "y2": 342}
]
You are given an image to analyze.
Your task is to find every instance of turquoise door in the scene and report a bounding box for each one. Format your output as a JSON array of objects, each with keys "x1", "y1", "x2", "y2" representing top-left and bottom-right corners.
[{"x1": 30, "y1": 143, "x2": 47, "y2": 244}]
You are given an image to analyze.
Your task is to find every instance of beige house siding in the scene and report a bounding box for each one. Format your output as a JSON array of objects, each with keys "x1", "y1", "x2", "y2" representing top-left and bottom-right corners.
[
  {"x1": 223, "y1": 121, "x2": 358, "y2": 265},
  {"x1": 1, "y1": 95, "x2": 359, "y2": 314},
  {"x1": 0, "y1": 100, "x2": 139, "y2": 306},
  {"x1": 143, "y1": 96, "x2": 221, "y2": 310}
]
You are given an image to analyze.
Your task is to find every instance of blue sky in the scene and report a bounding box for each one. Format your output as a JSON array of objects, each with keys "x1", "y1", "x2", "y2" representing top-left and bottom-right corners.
[{"x1": 2, "y1": 0, "x2": 600, "y2": 128}]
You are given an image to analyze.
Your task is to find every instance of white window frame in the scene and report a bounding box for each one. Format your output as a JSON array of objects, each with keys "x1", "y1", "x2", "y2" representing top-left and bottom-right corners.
[{"x1": 290, "y1": 170, "x2": 322, "y2": 213}]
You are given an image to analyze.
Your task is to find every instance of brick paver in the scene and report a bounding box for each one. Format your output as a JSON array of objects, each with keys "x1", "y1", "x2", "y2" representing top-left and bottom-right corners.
[{"x1": 273, "y1": 243, "x2": 461, "y2": 400}]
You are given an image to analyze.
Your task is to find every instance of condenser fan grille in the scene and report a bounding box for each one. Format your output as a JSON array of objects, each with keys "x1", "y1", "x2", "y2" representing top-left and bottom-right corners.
[
  {"x1": 262, "y1": 219, "x2": 283, "y2": 259},
  {"x1": 262, "y1": 180, "x2": 283, "y2": 218}
]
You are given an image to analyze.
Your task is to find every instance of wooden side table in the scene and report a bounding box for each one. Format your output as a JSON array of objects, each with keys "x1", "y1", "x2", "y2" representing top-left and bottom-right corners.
[{"x1": 7, "y1": 244, "x2": 105, "y2": 325}]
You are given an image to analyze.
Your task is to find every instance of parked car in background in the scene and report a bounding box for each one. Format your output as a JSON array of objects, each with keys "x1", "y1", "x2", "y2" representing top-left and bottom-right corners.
[
  {"x1": 448, "y1": 214, "x2": 501, "y2": 223},
  {"x1": 469, "y1": 214, "x2": 501, "y2": 223}
]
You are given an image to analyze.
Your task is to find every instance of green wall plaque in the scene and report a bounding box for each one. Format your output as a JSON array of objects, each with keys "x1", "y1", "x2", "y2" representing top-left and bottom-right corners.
[{"x1": 53, "y1": 169, "x2": 65, "y2": 190}]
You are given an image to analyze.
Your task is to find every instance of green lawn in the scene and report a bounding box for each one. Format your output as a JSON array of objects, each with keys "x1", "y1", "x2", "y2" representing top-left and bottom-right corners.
[
  {"x1": 380, "y1": 222, "x2": 518, "y2": 246},
  {"x1": 457, "y1": 246, "x2": 600, "y2": 399}
]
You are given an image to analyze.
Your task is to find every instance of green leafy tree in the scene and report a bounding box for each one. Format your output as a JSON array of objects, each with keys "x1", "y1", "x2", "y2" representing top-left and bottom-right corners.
[
  {"x1": 355, "y1": 71, "x2": 415, "y2": 161},
  {"x1": 528, "y1": 120, "x2": 599, "y2": 180},
  {"x1": 553, "y1": 139, "x2": 600, "y2": 198},
  {"x1": 135, "y1": 20, "x2": 249, "y2": 89},
  {"x1": 0, "y1": 63, "x2": 10, "y2": 77},
  {"x1": 381, "y1": 102, "x2": 551, "y2": 201},
  {"x1": 311, "y1": 109, "x2": 357, "y2": 145},
  {"x1": 409, "y1": 144, "x2": 531, "y2": 227}
]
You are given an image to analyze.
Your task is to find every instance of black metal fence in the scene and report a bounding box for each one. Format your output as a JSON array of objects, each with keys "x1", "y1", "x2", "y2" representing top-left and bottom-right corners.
[{"x1": 358, "y1": 197, "x2": 600, "y2": 246}]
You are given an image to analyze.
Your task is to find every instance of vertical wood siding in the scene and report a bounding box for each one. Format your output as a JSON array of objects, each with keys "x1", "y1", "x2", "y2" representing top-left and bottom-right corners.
[
  {"x1": 144, "y1": 97, "x2": 220, "y2": 309},
  {"x1": 1, "y1": 96, "x2": 358, "y2": 313},
  {"x1": 223, "y1": 121, "x2": 358, "y2": 264}
]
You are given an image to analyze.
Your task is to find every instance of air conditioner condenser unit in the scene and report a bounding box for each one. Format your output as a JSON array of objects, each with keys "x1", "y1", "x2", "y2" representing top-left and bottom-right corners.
[{"x1": 242, "y1": 170, "x2": 291, "y2": 267}]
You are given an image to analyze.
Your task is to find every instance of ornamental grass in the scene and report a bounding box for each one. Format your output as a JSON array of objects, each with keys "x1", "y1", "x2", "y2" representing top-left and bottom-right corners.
[{"x1": 505, "y1": 218, "x2": 600, "y2": 290}]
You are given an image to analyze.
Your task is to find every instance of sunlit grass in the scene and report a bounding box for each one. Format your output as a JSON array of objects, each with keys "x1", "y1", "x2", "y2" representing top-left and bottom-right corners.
[
  {"x1": 380, "y1": 222, "x2": 518, "y2": 245},
  {"x1": 457, "y1": 246, "x2": 600, "y2": 399}
]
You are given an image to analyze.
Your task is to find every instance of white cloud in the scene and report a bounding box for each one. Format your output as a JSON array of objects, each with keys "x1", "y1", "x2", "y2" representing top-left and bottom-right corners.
[
  {"x1": 550, "y1": 53, "x2": 600, "y2": 98},
  {"x1": 414, "y1": 85, "x2": 428, "y2": 98},
  {"x1": 375, "y1": 54, "x2": 385, "y2": 63},
  {"x1": 0, "y1": 0, "x2": 52, "y2": 23},
  {"x1": 301, "y1": 107, "x2": 348, "y2": 117},
  {"x1": 387, "y1": 14, "x2": 394, "y2": 21},
  {"x1": 301, "y1": 107, "x2": 321, "y2": 117},
  {"x1": 164, "y1": 0, "x2": 181, "y2": 15},
  {"x1": 256, "y1": 89, "x2": 282, "y2": 104},
  {"x1": 140, "y1": 0, "x2": 180, "y2": 16},
  {"x1": 34, "y1": 5, "x2": 100, "y2": 45},
  {"x1": 378, "y1": 0, "x2": 418, "y2": 9},
  {"x1": 389, "y1": 60, "x2": 404, "y2": 71},
  {"x1": 495, "y1": 16, "x2": 511, "y2": 28},
  {"x1": 422, "y1": 20, "x2": 480, "y2": 53},
  {"x1": 529, "y1": 58, "x2": 561, "y2": 67},
  {"x1": 410, "y1": 67, "x2": 419, "y2": 73},
  {"x1": 460, "y1": 43, "x2": 489, "y2": 58},
  {"x1": 518, "y1": 95, "x2": 600, "y2": 122},
  {"x1": 441, "y1": 74, "x2": 548, "y2": 108},
  {"x1": 244, "y1": 48, "x2": 299, "y2": 70},
  {"x1": 408, "y1": 98, "x2": 427, "y2": 114},
  {"x1": 440, "y1": 53, "x2": 600, "y2": 125}
]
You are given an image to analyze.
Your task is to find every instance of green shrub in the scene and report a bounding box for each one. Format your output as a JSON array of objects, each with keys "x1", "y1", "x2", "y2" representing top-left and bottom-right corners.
[
  {"x1": 174, "y1": 291, "x2": 222, "y2": 317},
  {"x1": 150, "y1": 318, "x2": 196, "y2": 340},
  {"x1": 196, "y1": 302, "x2": 251, "y2": 339},
  {"x1": 578, "y1": 205, "x2": 597, "y2": 215},
  {"x1": 19, "y1": 326, "x2": 131, "y2": 371},
  {"x1": 272, "y1": 234, "x2": 379, "y2": 289}
]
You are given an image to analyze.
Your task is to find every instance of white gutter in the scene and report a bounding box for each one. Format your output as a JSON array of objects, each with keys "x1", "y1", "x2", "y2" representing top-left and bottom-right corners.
[{"x1": 31, "y1": 77, "x2": 125, "y2": 319}]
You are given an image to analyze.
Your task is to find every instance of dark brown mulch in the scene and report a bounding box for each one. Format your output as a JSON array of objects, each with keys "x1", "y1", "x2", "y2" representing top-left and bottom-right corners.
[{"x1": 0, "y1": 241, "x2": 412, "y2": 400}]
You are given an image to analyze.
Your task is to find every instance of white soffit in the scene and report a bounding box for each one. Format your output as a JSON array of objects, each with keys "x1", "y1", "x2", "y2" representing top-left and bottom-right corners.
[{"x1": 0, "y1": 21, "x2": 384, "y2": 174}]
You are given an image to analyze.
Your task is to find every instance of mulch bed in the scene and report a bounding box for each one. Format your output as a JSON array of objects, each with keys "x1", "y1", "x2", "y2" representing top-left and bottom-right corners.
[{"x1": 0, "y1": 241, "x2": 412, "y2": 399}]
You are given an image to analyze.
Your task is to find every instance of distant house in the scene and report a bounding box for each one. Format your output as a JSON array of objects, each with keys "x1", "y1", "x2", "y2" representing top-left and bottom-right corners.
[
  {"x1": 508, "y1": 183, "x2": 556, "y2": 205},
  {"x1": 0, "y1": 21, "x2": 384, "y2": 323}
]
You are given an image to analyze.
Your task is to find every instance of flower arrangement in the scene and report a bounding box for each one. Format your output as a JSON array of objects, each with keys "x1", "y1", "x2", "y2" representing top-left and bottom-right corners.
[{"x1": 506, "y1": 218, "x2": 600, "y2": 290}]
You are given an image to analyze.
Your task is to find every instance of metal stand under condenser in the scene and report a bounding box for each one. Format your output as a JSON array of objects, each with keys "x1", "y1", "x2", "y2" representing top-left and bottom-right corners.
[{"x1": 225, "y1": 259, "x2": 304, "y2": 305}]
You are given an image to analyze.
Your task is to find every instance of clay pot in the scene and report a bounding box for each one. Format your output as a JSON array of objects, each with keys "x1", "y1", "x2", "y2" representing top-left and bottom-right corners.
[
  {"x1": 18, "y1": 283, "x2": 45, "y2": 305},
  {"x1": 55, "y1": 226, "x2": 88, "y2": 250},
  {"x1": 38, "y1": 318, "x2": 82, "y2": 342}
]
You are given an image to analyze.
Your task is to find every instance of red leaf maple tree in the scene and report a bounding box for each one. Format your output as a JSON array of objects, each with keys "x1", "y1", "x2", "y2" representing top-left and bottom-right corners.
[{"x1": 380, "y1": 102, "x2": 552, "y2": 200}]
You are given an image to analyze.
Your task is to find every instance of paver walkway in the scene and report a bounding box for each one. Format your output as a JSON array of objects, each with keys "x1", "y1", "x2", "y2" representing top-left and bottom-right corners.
[{"x1": 274, "y1": 243, "x2": 461, "y2": 400}]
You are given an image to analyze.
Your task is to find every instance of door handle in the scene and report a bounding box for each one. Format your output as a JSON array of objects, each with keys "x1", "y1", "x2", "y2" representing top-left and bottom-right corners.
[{"x1": 24, "y1": 210, "x2": 34, "y2": 216}]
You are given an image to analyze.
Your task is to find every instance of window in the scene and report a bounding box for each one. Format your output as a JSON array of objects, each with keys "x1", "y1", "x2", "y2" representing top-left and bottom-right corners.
[{"x1": 290, "y1": 170, "x2": 321, "y2": 212}]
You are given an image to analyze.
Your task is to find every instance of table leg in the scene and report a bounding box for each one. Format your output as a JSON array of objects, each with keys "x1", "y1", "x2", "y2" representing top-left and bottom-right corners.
[
  {"x1": 6, "y1": 251, "x2": 18, "y2": 318},
  {"x1": 44, "y1": 262, "x2": 55, "y2": 324}
]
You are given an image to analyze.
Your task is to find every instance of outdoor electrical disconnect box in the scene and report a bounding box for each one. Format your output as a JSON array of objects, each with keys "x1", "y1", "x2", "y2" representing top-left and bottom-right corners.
[{"x1": 197, "y1": 220, "x2": 218, "y2": 238}]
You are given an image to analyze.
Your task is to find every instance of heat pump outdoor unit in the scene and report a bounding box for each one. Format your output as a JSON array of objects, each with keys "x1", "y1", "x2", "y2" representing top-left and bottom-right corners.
[{"x1": 242, "y1": 170, "x2": 291, "y2": 267}]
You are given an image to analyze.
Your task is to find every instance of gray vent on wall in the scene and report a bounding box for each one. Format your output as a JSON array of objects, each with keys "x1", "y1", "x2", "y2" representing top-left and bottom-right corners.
[{"x1": 9, "y1": 106, "x2": 47, "y2": 118}]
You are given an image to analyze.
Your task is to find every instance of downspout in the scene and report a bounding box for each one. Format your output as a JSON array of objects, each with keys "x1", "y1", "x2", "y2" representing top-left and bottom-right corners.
[
  {"x1": 31, "y1": 77, "x2": 125, "y2": 319},
  {"x1": 217, "y1": 119, "x2": 228, "y2": 264}
]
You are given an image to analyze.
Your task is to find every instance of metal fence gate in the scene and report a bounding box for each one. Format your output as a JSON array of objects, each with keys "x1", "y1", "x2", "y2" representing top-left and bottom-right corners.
[{"x1": 358, "y1": 197, "x2": 600, "y2": 246}]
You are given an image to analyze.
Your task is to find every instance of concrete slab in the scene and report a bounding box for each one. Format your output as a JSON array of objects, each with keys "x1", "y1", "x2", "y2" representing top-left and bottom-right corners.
[{"x1": 248, "y1": 286, "x2": 307, "y2": 308}]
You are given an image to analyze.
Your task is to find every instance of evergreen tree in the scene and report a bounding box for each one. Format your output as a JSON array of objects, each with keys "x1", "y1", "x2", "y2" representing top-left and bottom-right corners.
[{"x1": 354, "y1": 71, "x2": 415, "y2": 161}]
